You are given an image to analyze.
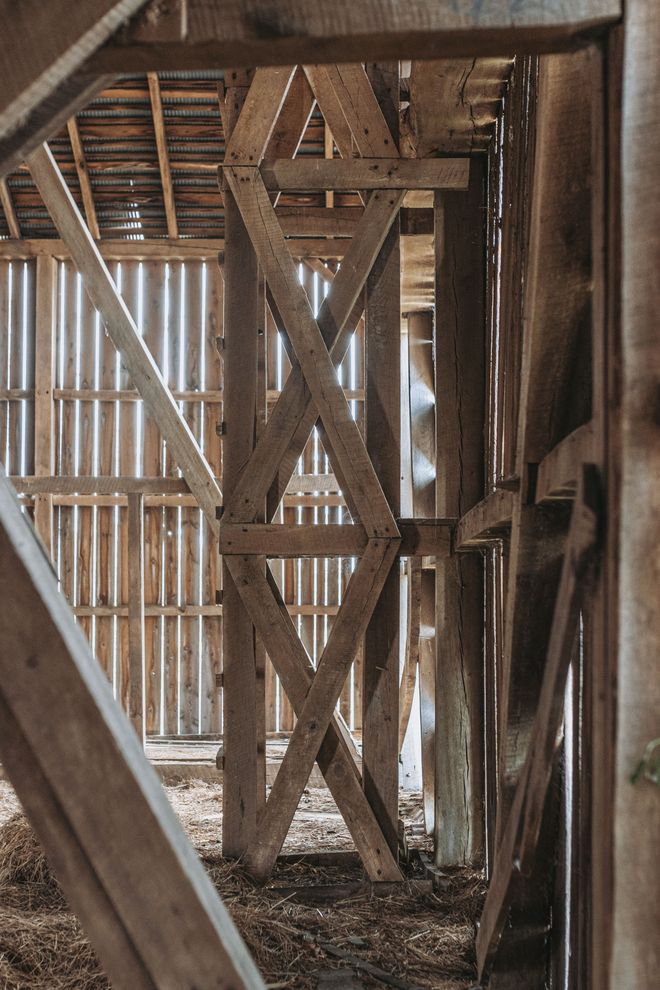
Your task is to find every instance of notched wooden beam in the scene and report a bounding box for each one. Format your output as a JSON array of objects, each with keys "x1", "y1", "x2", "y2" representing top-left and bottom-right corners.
[{"x1": 455, "y1": 490, "x2": 515, "y2": 550}]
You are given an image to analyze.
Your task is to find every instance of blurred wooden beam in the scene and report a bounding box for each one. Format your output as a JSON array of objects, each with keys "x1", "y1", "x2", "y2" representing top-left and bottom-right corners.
[{"x1": 0, "y1": 177, "x2": 19, "y2": 238}]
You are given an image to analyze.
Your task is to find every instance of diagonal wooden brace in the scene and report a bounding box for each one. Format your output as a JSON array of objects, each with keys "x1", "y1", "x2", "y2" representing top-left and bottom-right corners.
[
  {"x1": 219, "y1": 186, "x2": 404, "y2": 524},
  {"x1": 224, "y1": 165, "x2": 399, "y2": 538},
  {"x1": 224, "y1": 553, "x2": 402, "y2": 882},
  {"x1": 245, "y1": 537, "x2": 401, "y2": 880}
]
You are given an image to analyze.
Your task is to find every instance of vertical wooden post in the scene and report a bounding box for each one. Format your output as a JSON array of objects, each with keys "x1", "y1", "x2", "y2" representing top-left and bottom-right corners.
[
  {"x1": 221, "y1": 69, "x2": 260, "y2": 857},
  {"x1": 33, "y1": 253, "x2": 56, "y2": 553},
  {"x1": 434, "y1": 161, "x2": 486, "y2": 865},
  {"x1": 127, "y1": 492, "x2": 145, "y2": 745},
  {"x1": 363, "y1": 61, "x2": 401, "y2": 857},
  {"x1": 610, "y1": 2, "x2": 660, "y2": 985}
]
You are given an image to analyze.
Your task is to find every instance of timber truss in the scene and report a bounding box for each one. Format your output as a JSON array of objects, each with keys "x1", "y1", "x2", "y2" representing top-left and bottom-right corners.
[{"x1": 218, "y1": 64, "x2": 467, "y2": 880}]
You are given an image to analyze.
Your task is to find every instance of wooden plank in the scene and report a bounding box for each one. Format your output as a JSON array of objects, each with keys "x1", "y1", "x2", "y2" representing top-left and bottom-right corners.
[
  {"x1": 67, "y1": 115, "x2": 100, "y2": 240},
  {"x1": 303, "y1": 66, "x2": 354, "y2": 158},
  {"x1": 434, "y1": 159, "x2": 486, "y2": 865},
  {"x1": 33, "y1": 255, "x2": 57, "y2": 552},
  {"x1": 455, "y1": 490, "x2": 515, "y2": 550},
  {"x1": 245, "y1": 537, "x2": 400, "y2": 879},
  {"x1": 224, "y1": 166, "x2": 398, "y2": 540},
  {"x1": 92, "y1": 0, "x2": 622, "y2": 71},
  {"x1": 399, "y1": 559, "x2": 421, "y2": 751},
  {"x1": 476, "y1": 468, "x2": 600, "y2": 976},
  {"x1": 28, "y1": 144, "x2": 222, "y2": 532},
  {"x1": 127, "y1": 492, "x2": 145, "y2": 743},
  {"x1": 0, "y1": 178, "x2": 20, "y2": 238},
  {"x1": 259, "y1": 158, "x2": 469, "y2": 191},
  {"x1": 225, "y1": 554, "x2": 401, "y2": 882},
  {"x1": 535, "y1": 421, "x2": 594, "y2": 503},
  {"x1": 224, "y1": 67, "x2": 296, "y2": 166},
  {"x1": 0, "y1": 237, "x2": 355, "y2": 262},
  {"x1": 147, "y1": 73, "x2": 178, "y2": 238},
  {"x1": 12, "y1": 475, "x2": 192, "y2": 495},
  {"x1": 362, "y1": 59, "x2": 401, "y2": 858},
  {"x1": 0, "y1": 469, "x2": 264, "y2": 989}
]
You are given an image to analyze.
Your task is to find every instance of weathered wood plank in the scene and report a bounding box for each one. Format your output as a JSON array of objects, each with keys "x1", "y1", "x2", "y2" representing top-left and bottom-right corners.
[
  {"x1": 535, "y1": 421, "x2": 594, "y2": 503},
  {"x1": 92, "y1": 0, "x2": 622, "y2": 71},
  {"x1": 224, "y1": 67, "x2": 296, "y2": 166},
  {"x1": 33, "y1": 255, "x2": 57, "y2": 552},
  {"x1": 259, "y1": 158, "x2": 469, "y2": 191},
  {"x1": 455, "y1": 491, "x2": 515, "y2": 550},
  {"x1": 0, "y1": 468, "x2": 263, "y2": 989},
  {"x1": 0, "y1": 178, "x2": 20, "y2": 238}
]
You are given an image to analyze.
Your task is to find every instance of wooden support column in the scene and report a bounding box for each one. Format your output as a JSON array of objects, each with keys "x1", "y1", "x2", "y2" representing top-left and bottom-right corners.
[
  {"x1": 434, "y1": 160, "x2": 486, "y2": 865},
  {"x1": 127, "y1": 492, "x2": 145, "y2": 744},
  {"x1": 33, "y1": 254, "x2": 57, "y2": 553},
  {"x1": 363, "y1": 61, "x2": 401, "y2": 858},
  {"x1": 221, "y1": 68, "x2": 260, "y2": 857},
  {"x1": 610, "y1": 2, "x2": 660, "y2": 985}
]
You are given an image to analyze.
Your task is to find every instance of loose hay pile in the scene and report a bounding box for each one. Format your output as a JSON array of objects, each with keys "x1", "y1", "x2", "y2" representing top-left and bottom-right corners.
[{"x1": 0, "y1": 790, "x2": 484, "y2": 990}]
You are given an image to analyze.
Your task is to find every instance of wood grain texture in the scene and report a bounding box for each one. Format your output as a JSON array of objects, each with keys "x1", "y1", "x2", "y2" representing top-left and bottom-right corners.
[
  {"x1": 0, "y1": 468, "x2": 263, "y2": 990},
  {"x1": 93, "y1": 0, "x2": 622, "y2": 71},
  {"x1": 67, "y1": 115, "x2": 100, "y2": 239},
  {"x1": 127, "y1": 492, "x2": 145, "y2": 743},
  {"x1": 259, "y1": 158, "x2": 469, "y2": 191},
  {"x1": 434, "y1": 160, "x2": 486, "y2": 866},
  {"x1": 147, "y1": 73, "x2": 177, "y2": 238}
]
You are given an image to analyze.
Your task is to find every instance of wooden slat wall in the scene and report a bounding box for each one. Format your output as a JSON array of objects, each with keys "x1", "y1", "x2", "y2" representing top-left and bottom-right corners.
[{"x1": 1, "y1": 255, "x2": 366, "y2": 737}]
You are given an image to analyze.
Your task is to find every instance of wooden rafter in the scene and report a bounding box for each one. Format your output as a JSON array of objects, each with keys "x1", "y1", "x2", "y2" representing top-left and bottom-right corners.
[
  {"x1": 147, "y1": 72, "x2": 178, "y2": 237},
  {"x1": 0, "y1": 469, "x2": 263, "y2": 990},
  {"x1": 67, "y1": 115, "x2": 100, "y2": 239},
  {"x1": 27, "y1": 143, "x2": 222, "y2": 532}
]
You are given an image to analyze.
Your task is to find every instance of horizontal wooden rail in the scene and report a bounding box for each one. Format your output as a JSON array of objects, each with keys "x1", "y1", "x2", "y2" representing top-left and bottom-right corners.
[
  {"x1": 455, "y1": 490, "x2": 515, "y2": 549},
  {"x1": 257, "y1": 158, "x2": 470, "y2": 191}
]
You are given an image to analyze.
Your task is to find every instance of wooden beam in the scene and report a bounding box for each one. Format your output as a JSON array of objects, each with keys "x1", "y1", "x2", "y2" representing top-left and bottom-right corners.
[
  {"x1": 127, "y1": 492, "x2": 145, "y2": 744},
  {"x1": 476, "y1": 467, "x2": 600, "y2": 977},
  {"x1": 67, "y1": 115, "x2": 100, "y2": 239},
  {"x1": 612, "y1": 2, "x2": 660, "y2": 985},
  {"x1": 259, "y1": 158, "x2": 469, "y2": 191},
  {"x1": 32, "y1": 256, "x2": 57, "y2": 552},
  {"x1": 0, "y1": 0, "x2": 146, "y2": 177},
  {"x1": 225, "y1": 554, "x2": 401, "y2": 882},
  {"x1": 147, "y1": 73, "x2": 178, "y2": 238},
  {"x1": 302, "y1": 66, "x2": 355, "y2": 158},
  {"x1": 91, "y1": 0, "x2": 622, "y2": 71},
  {"x1": 535, "y1": 421, "x2": 594, "y2": 503},
  {"x1": 0, "y1": 177, "x2": 20, "y2": 238},
  {"x1": 224, "y1": 66, "x2": 295, "y2": 166},
  {"x1": 434, "y1": 160, "x2": 486, "y2": 865},
  {"x1": 12, "y1": 475, "x2": 192, "y2": 495},
  {"x1": 0, "y1": 237, "x2": 353, "y2": 261},
  {"x1": 220, "y1": 67, "x2": 260, "y2": 859},
  {"x1": 0, "y1": 469, "x2": 263, "y2": 989},
  {"x1": 28, "y1": 144, "x2": 222, "y2": 532},
  {"x1": 265, "y1": 67, "x2": 315, "y2": 160},
  {"x1": 455, "y1": 490, "x2": 515, "y2": 550},
  {"x1": 363, "y1": 60, "x2": 401, "y2": 859}
]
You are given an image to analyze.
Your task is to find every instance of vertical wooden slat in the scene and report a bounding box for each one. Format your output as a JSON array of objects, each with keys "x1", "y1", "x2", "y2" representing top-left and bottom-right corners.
[
  {"x1": 128, "y1": 492, "x2": 145, "y2": 744},
  {"x1": 434, "y1": 160, "x2": 486, "y2": 865},
  {"x1": 33, "y1": 254, "x2": 56, "y2": 551},
  {"x1": 362, "y1": 61, "x2": 401, "y2": 858}
]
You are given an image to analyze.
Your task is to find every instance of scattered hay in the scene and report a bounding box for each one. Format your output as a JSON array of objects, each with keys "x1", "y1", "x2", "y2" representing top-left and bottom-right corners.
[{"x1": 0, "y1": 789, "x2": 484, "y2": 990}]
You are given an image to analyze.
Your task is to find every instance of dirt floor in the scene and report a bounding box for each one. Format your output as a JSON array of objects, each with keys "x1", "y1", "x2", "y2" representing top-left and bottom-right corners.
[{"x1": 0, "y1": 778, "x2": 484, "y2": 989}]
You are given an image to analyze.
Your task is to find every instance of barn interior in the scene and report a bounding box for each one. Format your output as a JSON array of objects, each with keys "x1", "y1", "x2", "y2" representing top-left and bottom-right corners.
[{"x1": 0, "y1": 3, "x2": 657, "y2": 990}]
